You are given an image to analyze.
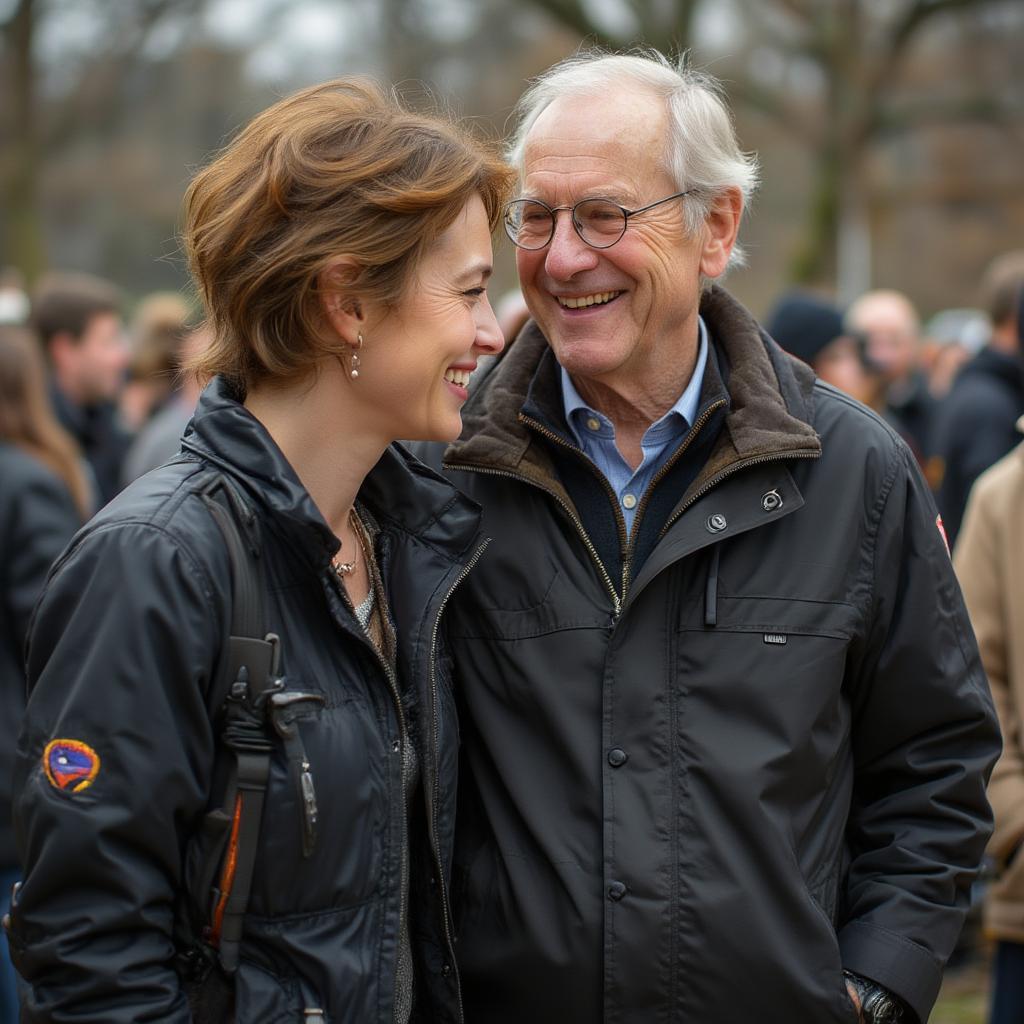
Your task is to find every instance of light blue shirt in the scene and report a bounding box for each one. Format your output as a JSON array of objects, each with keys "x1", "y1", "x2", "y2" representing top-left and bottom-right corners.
[{"x1": 561, "y1": 316, "x2": 709, "y2": 536}]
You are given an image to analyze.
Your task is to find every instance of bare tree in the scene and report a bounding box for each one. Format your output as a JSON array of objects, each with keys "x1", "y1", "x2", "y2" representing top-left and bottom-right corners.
[
  {"x1": 0, "y1": 0, "x2": 209, "y2": 282},
  {"x1": 729, "y1": 0, "x2": 1013, "y2": 298}
]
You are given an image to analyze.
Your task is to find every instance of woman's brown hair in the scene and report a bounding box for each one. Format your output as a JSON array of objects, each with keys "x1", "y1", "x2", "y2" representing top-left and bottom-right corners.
[
  {"x1": 0, "y1": 325, "x2": 90, "y2": 518},
  {"x1": 183, "y1": 77, "x2": 515, "y2": 390}
]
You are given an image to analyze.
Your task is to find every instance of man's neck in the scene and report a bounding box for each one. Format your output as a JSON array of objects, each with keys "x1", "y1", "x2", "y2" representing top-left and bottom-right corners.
[{"x1": 568, "y1": 320, "x2": 704, "y2": 470}]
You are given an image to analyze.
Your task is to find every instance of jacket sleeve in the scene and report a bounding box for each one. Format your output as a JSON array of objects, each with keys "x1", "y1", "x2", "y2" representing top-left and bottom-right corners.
[
  {"x1": 954, "y1": 473, "x2": 1024, "y2": 865},
  {"x1": 838, "y1": 442, "x2": 1000, "y2": 1024},
  {"x1": 8, "y1": 520, "x2": 223, "y2": 1023},
  {"x1": 6, "y1": 466, "x2": 80, "y2": 654}
]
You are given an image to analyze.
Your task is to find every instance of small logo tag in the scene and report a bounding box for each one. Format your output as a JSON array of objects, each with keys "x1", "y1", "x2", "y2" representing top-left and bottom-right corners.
[
  {"x1": 763, "y1": 633, "x2": 788, "y2": 645},
  {"x1": 43, "y1": 739, "x2": 101, "y2": 793}
]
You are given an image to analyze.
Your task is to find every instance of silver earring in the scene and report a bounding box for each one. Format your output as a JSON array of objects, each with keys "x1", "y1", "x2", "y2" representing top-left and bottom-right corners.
[{"x1": 350, "y1": 332, "x2": 363, "y2": 380}]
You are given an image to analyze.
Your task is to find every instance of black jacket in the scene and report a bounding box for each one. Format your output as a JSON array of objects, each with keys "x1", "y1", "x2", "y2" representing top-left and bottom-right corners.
[
  {"x1": 415, "y1": 287, "x2": 999, "y2": 1024},
  {"x1": 934, "y1": 345, "x2": 1024, "y2": 544},
  {"x1": 9, "y1": 379, "x2": 481, "y2": 1023},
  {"x1": 0, "y1": 444, "x2": 80, "y2": 867},
  {"x1": 50, "y1": 387, "x2": 132, "y2": 509}
]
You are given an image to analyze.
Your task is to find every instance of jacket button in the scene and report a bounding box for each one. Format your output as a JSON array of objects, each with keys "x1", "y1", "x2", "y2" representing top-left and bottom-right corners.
[
  {"x1": 391, "y1": 739, "x2": 400, "y2": 753},
  {"x1": 761, "y1": 489, "x2": 783, "y2": 512},
  {"x1": 607, "y1": 748, "x2": 628, "y2": 767},
  {"x1": 441, "y1": 963, "x2": 452, "y2": 978},
  {"x1": 706, "y1": 513, "x2": 727, "y2": 533},
  {"x1": 607, "y1": 881, "x2": 627, "y2": 901}
]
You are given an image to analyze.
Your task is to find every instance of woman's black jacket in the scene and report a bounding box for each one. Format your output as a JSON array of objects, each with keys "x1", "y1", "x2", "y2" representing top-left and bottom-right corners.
[
  {"x1": 0, "y1": 443, "x2": 80, "y2": 868},
  {"x1": 8, "y1": 379, "x2": 482, "y2": 1023}
]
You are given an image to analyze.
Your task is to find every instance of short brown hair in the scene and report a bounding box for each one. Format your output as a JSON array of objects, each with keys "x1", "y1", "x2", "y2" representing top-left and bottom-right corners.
[
  {"x1": 981, "y1": 250, "x2": 1024, "y2": 328},
  {"x1": 183, "y1": 77, "x2": 515, "y2": 390},
  {"x1": 31, "y1": 272, "x2": 122, "y2": 350}
]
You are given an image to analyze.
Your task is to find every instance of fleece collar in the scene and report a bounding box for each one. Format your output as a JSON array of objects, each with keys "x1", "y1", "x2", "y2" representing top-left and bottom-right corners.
[{"x1": 444, "y1": 286, "x2": 821, "y2": 504}]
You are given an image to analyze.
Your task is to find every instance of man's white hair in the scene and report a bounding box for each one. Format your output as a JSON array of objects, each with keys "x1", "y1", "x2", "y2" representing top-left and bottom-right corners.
[{"x1": 507, "y1": 49, "x2": 760, "y2": 270}]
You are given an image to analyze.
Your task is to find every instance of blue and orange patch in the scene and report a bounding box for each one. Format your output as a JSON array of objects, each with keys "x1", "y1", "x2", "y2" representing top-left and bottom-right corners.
[{"x1": 43, "y1": 739, "x2": 101, "y2": 793}]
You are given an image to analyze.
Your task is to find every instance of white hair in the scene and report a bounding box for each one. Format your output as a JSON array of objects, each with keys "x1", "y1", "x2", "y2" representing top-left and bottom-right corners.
[{"x1": 508, "y1": 49, "x2": 760, "y2": 270}]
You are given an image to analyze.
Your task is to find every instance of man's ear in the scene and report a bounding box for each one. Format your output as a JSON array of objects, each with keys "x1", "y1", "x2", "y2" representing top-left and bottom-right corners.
[
  {"x1": 319, "y1": 258, "x2": 365, "y2": 345},
  {"x1": 699, "y1": 187, "x2": 743, "y2": 281},
  {"x1": 47, "y1": 330, "x2": 79, "y2": 369}
]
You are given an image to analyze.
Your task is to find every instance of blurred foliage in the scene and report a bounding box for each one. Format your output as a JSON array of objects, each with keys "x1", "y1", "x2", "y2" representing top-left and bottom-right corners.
[{"x1": 1, "y1": 0, "x2": 1022, "y2": 316}]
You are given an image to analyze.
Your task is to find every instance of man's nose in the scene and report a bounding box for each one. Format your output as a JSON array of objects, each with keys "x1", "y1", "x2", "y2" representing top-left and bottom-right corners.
[{"x1": 544, "y1": 212, "x2": 599, "y2": 279}]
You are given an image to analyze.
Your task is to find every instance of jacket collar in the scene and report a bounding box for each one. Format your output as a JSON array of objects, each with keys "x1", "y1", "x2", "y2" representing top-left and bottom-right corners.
[
  {"x1": 445, "y1": 285, "x2": 821, "y2": 501},
  {"x1": 182, "y1": 377, "x2": 482, "y2": 572}
]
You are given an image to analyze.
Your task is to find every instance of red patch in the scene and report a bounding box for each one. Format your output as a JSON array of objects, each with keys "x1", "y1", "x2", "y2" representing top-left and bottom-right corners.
[{"x1": 936, "y1": 514, "x2": 950, "y2": 555}]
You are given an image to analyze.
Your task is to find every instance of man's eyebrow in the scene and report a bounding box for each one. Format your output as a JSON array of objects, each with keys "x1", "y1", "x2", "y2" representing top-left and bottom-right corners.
[{"x1": 455, "y1": 262, "x2": 493, "y2": 285}]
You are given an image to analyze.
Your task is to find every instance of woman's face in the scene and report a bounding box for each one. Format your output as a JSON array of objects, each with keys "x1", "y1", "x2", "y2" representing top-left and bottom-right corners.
[{"x1": 354, "y1": 194, "x2": 504, "y2": 443}]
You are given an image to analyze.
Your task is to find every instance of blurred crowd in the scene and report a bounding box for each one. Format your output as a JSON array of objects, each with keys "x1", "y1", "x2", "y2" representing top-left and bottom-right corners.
[{"x1": 0, "y1": 252, "x2": 1023, "y2": 1020}]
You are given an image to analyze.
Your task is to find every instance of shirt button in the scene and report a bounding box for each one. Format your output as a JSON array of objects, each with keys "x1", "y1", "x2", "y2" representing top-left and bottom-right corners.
[
  {"x1": 622, "y1": 493, "x2": 637, "y2": 510},
  {"x1": 607, "y1": 881, "x2": 627, "y2": 901},
  {"x1": 586, "y1": 417, "x2": 601, "y2": 432},
  {"x1": 608, "y1": 748, "x2": 628, "y2": 767}
]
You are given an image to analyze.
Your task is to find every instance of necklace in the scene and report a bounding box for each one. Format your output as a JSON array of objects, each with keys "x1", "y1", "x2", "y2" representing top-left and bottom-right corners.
[{"x1": 332, "y1": 509, "x2": 365, "y2": 578}]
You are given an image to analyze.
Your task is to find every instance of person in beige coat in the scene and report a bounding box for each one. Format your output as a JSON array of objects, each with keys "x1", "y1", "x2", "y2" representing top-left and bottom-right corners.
[{"x1": 955, "y1": 420, "x2": 1024, "y2": 1024}]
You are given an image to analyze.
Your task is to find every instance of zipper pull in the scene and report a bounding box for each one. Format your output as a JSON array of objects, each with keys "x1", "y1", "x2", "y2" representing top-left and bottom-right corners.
[{"x1": 299, "y1": 759, "x2": 318, "y2": 858}]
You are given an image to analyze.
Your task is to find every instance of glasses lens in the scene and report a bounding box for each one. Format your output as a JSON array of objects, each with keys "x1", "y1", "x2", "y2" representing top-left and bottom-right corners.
[
  {"x1": 505, "y1": 200, "x2": 553, "y2": 250},
  {"x1": 574, "y1": 199, "x2": 627, "y2": 247}
]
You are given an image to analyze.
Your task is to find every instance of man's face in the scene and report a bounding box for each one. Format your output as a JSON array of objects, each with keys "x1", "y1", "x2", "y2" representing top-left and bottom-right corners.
[
  {"x1": 514, "y1": 87, "x2": 723, "y2": 396},
  {"x1": 70, "y1": 311, "x2": 128, "y2": 405},
  {"x1": 848, "y1": 295, "x2": 919, "y2": 385}
]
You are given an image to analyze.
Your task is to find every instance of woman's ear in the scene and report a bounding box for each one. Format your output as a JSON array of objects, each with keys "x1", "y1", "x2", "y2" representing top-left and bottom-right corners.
[{"x1": 319, "y1": 258, "x2": 365, "y2": 345}]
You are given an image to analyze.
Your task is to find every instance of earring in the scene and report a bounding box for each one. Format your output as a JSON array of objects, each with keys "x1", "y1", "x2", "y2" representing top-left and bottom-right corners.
[{"x1": 350, "y1": 332, "x2": 363, "y2": 380}]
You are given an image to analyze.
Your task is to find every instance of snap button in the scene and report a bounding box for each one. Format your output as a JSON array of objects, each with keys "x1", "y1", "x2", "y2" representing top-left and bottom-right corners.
[
  {"x1": 441, "y1": 963, "x2": 452, "y2": 978},
  {"x1": 391, "y1": 739, "x2": 401, "y2": 753},
  {"x1": 706, "y1": 513, "x2": 727, "y2": 533},
  {"x1": 761, "y1": 489, "x2": 783, "y2": 512},
  {"x1": 608, "y1": 748, "x2": 628, "y2": 767},
  {"x1": 622, "y1": 493, "x2": 637, "y2": 510},
  {"x1": 586, "y1": 417, "x2": 601, "y2": 432},
  {"x1": 607, "y1": 881, "x2": 627, "y2": 901}
]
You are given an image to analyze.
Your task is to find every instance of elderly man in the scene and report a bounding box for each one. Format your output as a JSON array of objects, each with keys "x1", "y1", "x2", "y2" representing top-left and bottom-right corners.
[{"x1": 415, "y1": 52, "x2": 997, "y2": 1024}]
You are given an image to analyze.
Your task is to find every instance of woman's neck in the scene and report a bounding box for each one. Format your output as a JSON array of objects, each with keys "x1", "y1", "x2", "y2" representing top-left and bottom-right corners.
[{"x1": 243, "y1": 362, "x2": 385, "y2": 536}]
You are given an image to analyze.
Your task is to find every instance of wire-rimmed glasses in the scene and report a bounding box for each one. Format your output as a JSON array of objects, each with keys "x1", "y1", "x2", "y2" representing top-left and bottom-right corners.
[{"x1": 503, "y1": 190, "x2": 697, "y2": 251}]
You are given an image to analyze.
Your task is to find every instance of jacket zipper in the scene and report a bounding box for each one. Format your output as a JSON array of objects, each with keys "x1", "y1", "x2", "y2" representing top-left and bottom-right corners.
[
  {"x1": 442, "y1": 463, "x2": 622, "y2": 617},
  {"x1": 621, "y1": 398, "x2": 728, "y2": 601},
  {"x1": 328, "y1": 569, "x2": 411, "y2": 1024},
  {"x1": 425, "y1": 538, "x2": 490, "y2": 1024}
]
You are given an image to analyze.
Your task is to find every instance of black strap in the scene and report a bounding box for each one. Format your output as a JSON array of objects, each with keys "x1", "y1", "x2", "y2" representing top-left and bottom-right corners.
[{"x1": 198, "y1": 475, "x2": 279, "y2": 975}]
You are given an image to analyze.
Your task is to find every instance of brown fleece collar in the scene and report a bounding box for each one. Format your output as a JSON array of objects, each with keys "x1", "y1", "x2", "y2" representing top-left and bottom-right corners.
[{"x1": 445, "y1": 286, "x2": 821, "y2": 482}]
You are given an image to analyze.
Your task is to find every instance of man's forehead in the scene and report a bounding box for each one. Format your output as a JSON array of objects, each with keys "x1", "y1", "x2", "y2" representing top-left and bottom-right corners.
[{"x1": 520, "y1": 89, "x2": 669, "y2": 194}]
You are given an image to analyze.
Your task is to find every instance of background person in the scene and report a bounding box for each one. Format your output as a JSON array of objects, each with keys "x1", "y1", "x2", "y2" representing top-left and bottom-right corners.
[
  {"x1": 933, "y1": 251, "x2": 1024, "y2": 545},
  {"x1": 6, "y1": 77, "x2": 511, "y2": 1024},
  {"x1": 845, "y1": 288, "x2": 934, "y2": 465},
  {"x1": 0, "y1": 325, "x2": 86, "y2": 1024},
  {"x1": 954, "y1": 426, "x2": 1024, "y2": 1024},
  {"x1": 29, "y1": 272, "x2": 131, "y2": 510}
]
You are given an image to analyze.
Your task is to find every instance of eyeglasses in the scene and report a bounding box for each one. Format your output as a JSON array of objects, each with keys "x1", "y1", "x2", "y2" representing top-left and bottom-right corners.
[{"x1": 503, "y1": 190, "x2": 697, "y2": 251}]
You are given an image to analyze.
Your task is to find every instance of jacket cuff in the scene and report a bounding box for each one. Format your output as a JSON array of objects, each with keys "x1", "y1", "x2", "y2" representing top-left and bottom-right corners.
[{"x1": 838, "y1": 920, "x2": 941, "y2": 1024}]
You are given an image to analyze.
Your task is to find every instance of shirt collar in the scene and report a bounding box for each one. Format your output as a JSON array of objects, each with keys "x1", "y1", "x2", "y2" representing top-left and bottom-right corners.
[{"x1": 561, "y1": 315, "x2": 710, "y2": 444}]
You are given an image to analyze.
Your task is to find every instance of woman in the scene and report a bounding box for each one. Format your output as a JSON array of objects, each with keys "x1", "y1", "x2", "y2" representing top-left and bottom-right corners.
[
  {"x1": 7, "y1": 79, "x2": 512, "y2": 1023},
  {"x1": 0, "y1": 325, "x2": 86, "y2": 1023}
]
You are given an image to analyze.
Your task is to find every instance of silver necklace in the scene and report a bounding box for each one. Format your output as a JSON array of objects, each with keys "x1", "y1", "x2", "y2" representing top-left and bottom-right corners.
[{"x1": 332, "y1": 509, "x2": 365, "y2": 577}]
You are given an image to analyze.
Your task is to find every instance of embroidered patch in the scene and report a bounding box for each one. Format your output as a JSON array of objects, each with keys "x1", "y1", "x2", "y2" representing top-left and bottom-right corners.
[
  {"x1": 763, "y1": 633, "x2": 788, "y2": 645},
  {"x1": 43, "y1": 739, "x2": 101, "y2": 793}
]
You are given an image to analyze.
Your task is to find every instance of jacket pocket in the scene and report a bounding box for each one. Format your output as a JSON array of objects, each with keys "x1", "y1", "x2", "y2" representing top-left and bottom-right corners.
[{"x1": 235, "y1": 958, "x2": 327, "y2": 1023}]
